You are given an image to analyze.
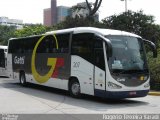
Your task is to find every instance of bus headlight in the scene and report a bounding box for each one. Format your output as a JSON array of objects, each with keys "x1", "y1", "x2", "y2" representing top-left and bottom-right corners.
[
  {"x1": 108, "y1": 82, "x2": 122, "y2": 89},
  {"x1": 144, "y1": 83, "x2": 150, "y2": 88},
  {"x1": 144, "y1": 76, "x2": 148, "y2": 80}
]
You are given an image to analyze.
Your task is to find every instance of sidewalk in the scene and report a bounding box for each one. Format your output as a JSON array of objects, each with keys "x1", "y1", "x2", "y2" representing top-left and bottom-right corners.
[{"x1": 148, "y1": 90, "x2": 160, "y2": 96}]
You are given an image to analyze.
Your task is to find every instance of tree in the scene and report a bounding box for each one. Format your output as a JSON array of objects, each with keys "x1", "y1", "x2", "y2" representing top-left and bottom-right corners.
[
  {"x1": 14, "y1": 24, "x2": 50, "y2": 38},
  {"x1": 102, "y1": 10, "x2": 160, "y2": 44},
  {"x1": 71, "y1": 4, "x2": 89, "y2": 18},
  {"x1": 0, "y1": 25, "x2": 16, "y2": 45},
  {"x1": 85, "y1": 0, "x2": 102, "y2": 17},
  {"x1": 69, "y1": 0, "x2": 102, "y2": 21},
  {"x1": 53, "y1": 16, "x2": 104, "y2": 29}
]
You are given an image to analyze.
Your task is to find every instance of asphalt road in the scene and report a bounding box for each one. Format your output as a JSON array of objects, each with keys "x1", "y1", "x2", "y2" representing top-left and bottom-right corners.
[{"x1": 0, "y1": 77, "x2": 160, "y2": 119}]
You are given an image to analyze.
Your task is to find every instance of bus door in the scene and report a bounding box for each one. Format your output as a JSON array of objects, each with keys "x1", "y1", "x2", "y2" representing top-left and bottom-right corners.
[
  {"x1": 94, "y1": 38, "x2": 106, "y2": 95},
  {"x1": 0, "y1": 49, "x2": 5, "y2": 68}
]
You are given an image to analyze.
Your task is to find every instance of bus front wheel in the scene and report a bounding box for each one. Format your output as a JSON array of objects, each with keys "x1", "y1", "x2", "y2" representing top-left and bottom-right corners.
[
  {"x1": 20, "y1": 72, "x2": 27, "y2": 86},
  {"x1": 69, "y1": 80, "x2": 81, "y2": 98}
]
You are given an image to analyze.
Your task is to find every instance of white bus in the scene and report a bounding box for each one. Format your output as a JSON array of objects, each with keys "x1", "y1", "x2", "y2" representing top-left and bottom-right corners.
[
  {"x1": 0, "y1": 45, "x2": 8, "y2": 76},
  {"x1": 7, "y1": 27, "x2": 157, "y2": 99}
]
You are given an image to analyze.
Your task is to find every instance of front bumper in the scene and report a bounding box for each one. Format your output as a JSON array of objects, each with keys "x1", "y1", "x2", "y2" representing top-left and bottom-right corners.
[{"x1": 94, "y1": 89, "x2": 149, "y2": 99}]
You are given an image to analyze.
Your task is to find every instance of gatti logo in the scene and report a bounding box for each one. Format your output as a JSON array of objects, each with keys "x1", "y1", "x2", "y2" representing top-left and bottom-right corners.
[
  {"x1": 31, "y1": 34, "x2": 59, "y2": 83},
  {"x1": 14, "y1": 56, "x2": 25, "y2": 64}
]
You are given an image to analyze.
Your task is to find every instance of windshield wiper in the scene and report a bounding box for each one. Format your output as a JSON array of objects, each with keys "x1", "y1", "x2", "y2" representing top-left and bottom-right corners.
[
  {"x1": 111, "y1": 69, "x2": 149, "y2": 75},
  {"x1": 111, "y1": 69, "x2": 127, "y2": 75}
]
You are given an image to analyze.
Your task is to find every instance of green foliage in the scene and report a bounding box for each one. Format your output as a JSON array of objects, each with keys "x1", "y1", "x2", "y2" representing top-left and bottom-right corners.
[
  {"x1": 148, "y1": 49, "x2": 160, "y2": 90},
  {"x1": 0, "y1": 24, "x2": 53, "y2": 45},
  {"x1": 0, "y1": 25, "x2": 16, "y2": 45},
  {"x1": 102, "y1": 10, "x2": 160, "y2": 46},
  {"x1": 53, "y1": 16, "x2": 104, "y2": 29},
  {"x1": 14, "y1": 24, "x2": 49, "y2": 38},
  {"x1": 103, "y1": 10, "x2": 154, "y2": 31}
]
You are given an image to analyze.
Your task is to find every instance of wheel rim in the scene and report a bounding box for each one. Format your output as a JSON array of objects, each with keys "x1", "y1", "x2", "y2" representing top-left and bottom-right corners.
[
  {"x1": 71, "y1": 82, "x2": 80, "y2": 95},
  {"x1": 21, "y1": 75, "x2": 24, "y2": 84}
]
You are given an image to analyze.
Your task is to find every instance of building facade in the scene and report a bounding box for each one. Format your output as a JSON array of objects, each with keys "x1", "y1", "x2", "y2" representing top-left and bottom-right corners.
[
  {"x1": 57, "y1": 6, "x2": 70, "y2": 23},
  {"x1": 43, "y1": 8, "x2": 52, "y2": 27},
  {"x1": 0, "y1": 17, "x2": 23, "y2": 29},
  {"x1": 51, "y1": 0, "x2": 57, "y2": 25}
]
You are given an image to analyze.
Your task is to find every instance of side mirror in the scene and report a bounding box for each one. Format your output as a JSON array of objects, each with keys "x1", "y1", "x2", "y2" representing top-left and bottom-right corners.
[
  {"x1": 143, "y1": 39, "x2": 157, "y2": 58},
  {"x1": 105, "y1": 38, "x2": 113, "y2": 58}
]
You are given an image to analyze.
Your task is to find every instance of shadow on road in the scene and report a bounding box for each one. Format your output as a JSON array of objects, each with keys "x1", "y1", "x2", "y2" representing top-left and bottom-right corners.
[{"x1": 0, "y1": 76, "x2": 9, "y2": 78}]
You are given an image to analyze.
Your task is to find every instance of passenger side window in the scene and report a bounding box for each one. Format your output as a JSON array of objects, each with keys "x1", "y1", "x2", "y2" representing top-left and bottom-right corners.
[
  {"x1": 37, "y1": 35, "x2": 56, "y2": 53},
  {"x1": 24, "y1": 37, "x2": 39, "y2": 53},
  {"x1": 0, "y1": 49, "x2": 5, "y2": 68},
  {"x1": 56, "y1": 33, "x2": 70, "y2": 53},
  {"x1": 8, "y1": 37, "x2": 39, "y2": 54},
  {"x1": 8, "y1": 33, "x2": 70, "y2": 54},
  {"x1": 37, "y1": 34, "x2": 70, "y2": 53},
  {"x1": 71, "y1": 33, "x2": 94, "y2": 63},
  {"x1": 8, "y1": 40, "x2": 25, "y2": 54}
]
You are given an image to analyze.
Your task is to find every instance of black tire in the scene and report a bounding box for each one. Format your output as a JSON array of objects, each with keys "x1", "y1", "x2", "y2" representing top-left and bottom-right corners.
[
  {"x1": 69, "y1": 80, "x2": 81, "y2": 98},
  {"x1": 20, "y1": 72, "x2": 27, "y2": 86}
]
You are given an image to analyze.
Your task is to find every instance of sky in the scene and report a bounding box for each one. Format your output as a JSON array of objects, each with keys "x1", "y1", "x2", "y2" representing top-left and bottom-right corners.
[{"x1": 0, "y1": 0, "x2": 159, "y2": 24}]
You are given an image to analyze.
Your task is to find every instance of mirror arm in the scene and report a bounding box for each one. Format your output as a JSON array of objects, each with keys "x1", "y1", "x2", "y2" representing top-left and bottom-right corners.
[
  {"x1": 143, "y1": 39, "x2": 157, "y2": 58},
  {"x1": 95, "y1": 34, "x2": 112, "y2": 57}
]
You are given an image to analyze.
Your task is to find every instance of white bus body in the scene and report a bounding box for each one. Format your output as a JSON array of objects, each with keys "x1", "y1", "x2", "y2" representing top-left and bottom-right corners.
[{"x1": 7, "y1": 27, "x2": 156, "y2": 99}]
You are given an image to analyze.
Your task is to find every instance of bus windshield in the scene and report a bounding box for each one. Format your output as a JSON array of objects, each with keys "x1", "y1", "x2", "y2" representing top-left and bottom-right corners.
[{"x1": 106, "y1": 36, "x2": 148, "y2": 74}]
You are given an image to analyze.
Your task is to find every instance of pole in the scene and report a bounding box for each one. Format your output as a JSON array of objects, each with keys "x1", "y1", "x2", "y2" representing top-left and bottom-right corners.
[
  {"x1": 125, "y1": 0, "x2": 127, "y2": 12},
  {"x1": 121, "y1": 0, "x2": 128, "y2": 12}
]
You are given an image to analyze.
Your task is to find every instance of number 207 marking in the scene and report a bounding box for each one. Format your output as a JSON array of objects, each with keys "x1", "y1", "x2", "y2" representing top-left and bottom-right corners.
[{"x1": 73, "y1": 62, "x2": 80, "y2": 68}]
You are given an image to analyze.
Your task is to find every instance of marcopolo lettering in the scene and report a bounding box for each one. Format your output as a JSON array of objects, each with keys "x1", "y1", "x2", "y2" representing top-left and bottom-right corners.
[{"x1": 14, "y1": 56, "x2": 25, "y2": 65}]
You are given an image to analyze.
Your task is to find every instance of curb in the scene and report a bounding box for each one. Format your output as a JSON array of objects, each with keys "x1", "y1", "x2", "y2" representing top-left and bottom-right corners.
[{"x1": 148, "y1": 92, "x2": 160, "y2": 96}]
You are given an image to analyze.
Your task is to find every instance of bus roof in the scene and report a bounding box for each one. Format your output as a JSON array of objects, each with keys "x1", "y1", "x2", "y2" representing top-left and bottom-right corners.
[
  {"x1": 46, "y1": 27, "x2": 141, "y2": 38},
  {"x1": 0, "y1": 45, "x2": 8, "y2": 49},
  {"x1": 9, "y1": 27, "x2": 141, "y2": 41}
]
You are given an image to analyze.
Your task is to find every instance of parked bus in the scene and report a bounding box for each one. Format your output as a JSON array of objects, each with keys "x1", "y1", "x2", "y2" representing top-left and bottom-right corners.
[
  {"x1": 0, "y1": 45, "x2": 8, "y2": 76},
  {"x1": 7, "y1": 27, "x2": 157, "y2": 99}
]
